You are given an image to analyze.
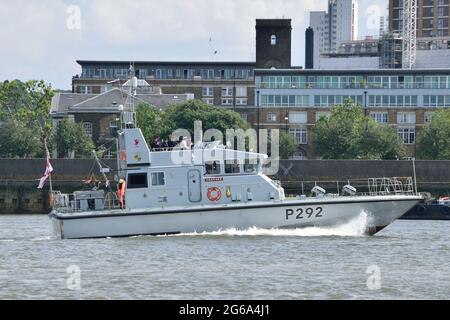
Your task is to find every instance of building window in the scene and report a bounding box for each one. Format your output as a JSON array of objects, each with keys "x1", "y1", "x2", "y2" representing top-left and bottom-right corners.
[
  {"x1": 202, "y1": 87, "x2": 214, "y2": 97},
  {"x1": 271, "y1": 35, "x2": 277, "y2": 45},
  {"x1": 240, "y1": 113, "x2": 248, "y2": 121},
  {"x1": 80, "y1": 86, "x2": 93, "y2": 94},
  {"x1": 370, "y1": 112, "x2": 389, "y2": 124},
  {"x1": 138, "y1": 69, "x2": 148, "y2": 79},
  {"x1": 288, "y1": 112, "x2": 307, "y2": 124},
  {"x1": 314, "y1": 95, "x2": 362, "y2": 107},
  {"x1": 424, "y1": 112, "x2": 435, "y2": 124},
  {"x1": 156, "y1": 69, "x2": 167, "y2": 79},
  {"x1": 235, "y1": 86, "x2": 247, "y2": 97},
  {"x1": 201, "y1": 69, "x2": 215, "y2": 79},
  {"x1": 222, "y1": 87, "x2": 233, "y2": 97},
  {"x1": 423, "y1": 95, "x2": 450, "y2": 107},
  {"x1": 83, "y1": 122, "x2": 93, "y2": 137},
  {"x1": 398, "y1": 128, "x2": 416, "y2": 145},
  {"x1": 289, "y1": 128, "x2": 308, "y2": 145},
  {"x1": 202, "y1": 98, "x2": 214, "y2": 105},
  {"x1": 221, "y1": 98, "x2": 233, "y2": 106},
  {"x1": 235, "y1": 98, "x2": 248, "y2": 105},
  {"x1": 151, "y1": 172, "x2": 166, "y2": 186},
  {"x1": 397, "y1": 112, "x2": 416, "y2": 124},
  {"x1": 267, "y1": 113, "x2": 277, "y2": 122},
  {"x1": 261, "y1": 95, "x2": 309, "y2": 107},
  {"x1": 369, "y1": 95, "x2": 417, "y2": 107}
]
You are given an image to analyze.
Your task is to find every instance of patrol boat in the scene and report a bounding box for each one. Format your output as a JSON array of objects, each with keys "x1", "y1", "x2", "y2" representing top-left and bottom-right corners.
[{"x1": 49, "y1": 119, "x2": 423, "y2": 239}]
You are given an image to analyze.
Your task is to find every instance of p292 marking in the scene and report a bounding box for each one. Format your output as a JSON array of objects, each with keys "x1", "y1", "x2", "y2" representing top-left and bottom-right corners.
[{"x1": 285, "y1": 207, "x2": 323, "y2": 220}]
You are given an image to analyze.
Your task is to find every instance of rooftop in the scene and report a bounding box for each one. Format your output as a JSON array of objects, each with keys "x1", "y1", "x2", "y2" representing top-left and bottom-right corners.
[{"x1": 77, "y1": 60, "x2": 255, "y2": 67}]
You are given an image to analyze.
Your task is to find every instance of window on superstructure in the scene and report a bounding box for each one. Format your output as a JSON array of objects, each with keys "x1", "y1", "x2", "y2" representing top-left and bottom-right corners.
[
  {"x1": 205, "y1": 161, "x2": 221, "y2": 175},
  {"x1": 128, "y1": 173, "x2": 148, "y2": 189},
  {"x1": 151, "y1": 172, "x2": 166, "y2": 186},
  {"x1": 225, "y1": 161, "x2": 240, "y2": 174},
  {"x1": 244, "y1": 159, "x2": 259, "y2": 174}
]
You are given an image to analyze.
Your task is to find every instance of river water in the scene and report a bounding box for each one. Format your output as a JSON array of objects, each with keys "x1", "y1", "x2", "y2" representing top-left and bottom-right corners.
[{"x1": 0, "y1": 214, "x2": 449, "y2": 300}]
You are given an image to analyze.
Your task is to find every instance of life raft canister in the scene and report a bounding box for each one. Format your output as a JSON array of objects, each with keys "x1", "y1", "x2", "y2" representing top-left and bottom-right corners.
[
  {"x1": 207, "y1": 187, "x2": 222, "y2": 202},
  {"x1": 49, "y1": 193, "x2": 55, "y2": 208}
]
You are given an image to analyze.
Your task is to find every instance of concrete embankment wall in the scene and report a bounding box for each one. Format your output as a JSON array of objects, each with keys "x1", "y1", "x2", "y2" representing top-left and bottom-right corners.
[
  {"x1": 0, "y1": 159, "x2": 449, "y2": 214},
  {"x1": 0, "y1": 159, "x2": 116, "y2": 214}
]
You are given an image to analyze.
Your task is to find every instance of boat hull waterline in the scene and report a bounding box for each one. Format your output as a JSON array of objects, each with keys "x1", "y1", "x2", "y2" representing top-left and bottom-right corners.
[{"x1": 49, "y1": 195, "x2": 421, "y2": 239}]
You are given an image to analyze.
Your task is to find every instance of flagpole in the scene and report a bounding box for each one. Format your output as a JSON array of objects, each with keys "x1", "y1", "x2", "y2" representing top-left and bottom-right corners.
[{"x1": 44, "y1": 138, "x2": 53, "y2": 195}]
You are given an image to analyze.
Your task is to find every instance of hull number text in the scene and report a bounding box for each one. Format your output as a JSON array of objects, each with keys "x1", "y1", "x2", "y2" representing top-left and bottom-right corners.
[{"x1": 285, "y1": 207, "x2": 323, "y2": 220}]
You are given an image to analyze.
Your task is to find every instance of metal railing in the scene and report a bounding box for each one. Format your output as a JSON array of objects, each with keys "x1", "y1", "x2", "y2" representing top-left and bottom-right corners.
[
  {"x1": 283, "y1": 177, "x2": 419, "y2": 198},
  {"x1": 52, "y1": 191, "x2": 122, "y2": 213}
]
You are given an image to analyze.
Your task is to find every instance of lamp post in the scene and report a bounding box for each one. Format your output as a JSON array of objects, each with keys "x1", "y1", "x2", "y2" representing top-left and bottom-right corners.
[
  {"x1": 284, "y1": 114, "x2": 289, "y2": 133},
  {"x1": 256, "y1": 90, "x2": 260, "y2": 153},
  {"x1": 364, "y1": 90, "x2": 368, "y2": 132}
]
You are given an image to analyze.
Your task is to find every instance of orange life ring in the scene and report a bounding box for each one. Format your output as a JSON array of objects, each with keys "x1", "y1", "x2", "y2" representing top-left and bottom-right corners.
[{"x1": 207, "y1": 187, "x2": 222, "y2": 202}]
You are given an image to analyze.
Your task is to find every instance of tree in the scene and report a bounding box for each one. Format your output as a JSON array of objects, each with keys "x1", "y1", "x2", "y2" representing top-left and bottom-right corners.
[
  {"x1": 0, "y1": 80, "x2": 54, "y2": 156},
  {"x1": 0, "y1": 120, "x2": 43, "y2": 158},
  {"x1": 54, "y1": 119, "x2": 94, "y2": 158},
  {"x1": 162, "y1": 99, "x2": 249, "y2": 138},
  {"x1": 136, "y1": 99, "x2": 249, "y2": 145},
  {"x1": 136, "y1": 102, "x2": 168, "y2": 144},
  {"x1": 313, "y1": 101, "x2": 406, "y2": 160},
  {"x1": 417, "y1": 109, "x2": 450, "y2": 160},
  {"x1": 279, "y1": 131, "x2": 299, "y2": 159}
]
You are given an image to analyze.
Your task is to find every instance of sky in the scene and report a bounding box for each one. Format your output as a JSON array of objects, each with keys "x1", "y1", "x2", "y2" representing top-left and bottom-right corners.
[{"x1": 0, "y1": 0, "x2": 387, "y2": 89}]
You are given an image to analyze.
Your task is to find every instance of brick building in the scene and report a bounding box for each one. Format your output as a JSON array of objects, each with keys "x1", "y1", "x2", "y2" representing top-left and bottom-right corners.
[{"x1": 254, "y1": 68, "x2": 450, "y2": 159}]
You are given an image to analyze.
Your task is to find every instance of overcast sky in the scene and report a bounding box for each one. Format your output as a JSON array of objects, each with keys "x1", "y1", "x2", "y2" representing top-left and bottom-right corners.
[{"x1": 0, "y1": 0, "x2": 387, "y2": 89}]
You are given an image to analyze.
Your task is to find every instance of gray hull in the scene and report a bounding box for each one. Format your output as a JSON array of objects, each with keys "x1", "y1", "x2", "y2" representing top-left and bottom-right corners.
[{"x1": 49, "y1": 195, "x2": 421, "y2": 239}]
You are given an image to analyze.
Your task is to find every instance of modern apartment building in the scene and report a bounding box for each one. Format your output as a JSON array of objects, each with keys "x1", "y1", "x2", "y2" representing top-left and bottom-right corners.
[
  {"x1": 253, "y1": 68, "x2": 450, "y2": 159},
  {"x1": 309, "y1": 0, "x2": 359, "y2": 69},
  {"x1": 389, "y1": 0, "x2": 450, "y2": 37}
]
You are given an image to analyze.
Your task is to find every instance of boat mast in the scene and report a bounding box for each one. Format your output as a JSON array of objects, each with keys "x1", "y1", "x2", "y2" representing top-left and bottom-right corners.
[{"x1": 93, "y1": 150, "x2": 112, "y2": 191}]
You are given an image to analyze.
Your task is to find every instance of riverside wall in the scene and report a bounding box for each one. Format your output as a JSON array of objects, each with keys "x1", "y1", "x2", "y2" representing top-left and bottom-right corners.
[{"x1": 0, "y1": 159, "x2": 449, "y2": 214}]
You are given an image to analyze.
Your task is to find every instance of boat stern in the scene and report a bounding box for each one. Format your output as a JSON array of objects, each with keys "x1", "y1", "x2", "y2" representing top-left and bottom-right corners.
[{"x1": 49, "y1": 211, "x2": 64, "y2": 239}]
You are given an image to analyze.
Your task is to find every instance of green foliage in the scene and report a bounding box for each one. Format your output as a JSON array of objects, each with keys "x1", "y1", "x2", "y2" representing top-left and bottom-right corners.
[
  {"x1": 313, "y1": 101, "x2": 406, "y2": 160},
  {"x1": 417, "y1": 109, "x2": 450, "y2": 160},
  {"x1": 163, "y1": 99, "x2": 249, "y2": 137},
  {"x1": 136, "y1": 99, "x2": 249, "y2": 144},
  {"x1": 0, "y1": 120, "x2": 44, "y2": 158},
  {"x1": 0, "y1": 80, "x2": 54, "y2": 157},
  {"x1": 54, "y1": 119, "x2": 95, "y2": 158},
  {"x1": 279, "y1": 131, "x2": 299, "y2": 159},
  {"x1": 136, "y1": 102, "x2": 169, "y2": 143}
]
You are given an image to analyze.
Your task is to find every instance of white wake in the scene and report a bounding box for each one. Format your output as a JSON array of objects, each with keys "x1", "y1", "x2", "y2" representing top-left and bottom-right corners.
[{"x1": 170, "y1": 211, "x2": 373, "y2": 238}]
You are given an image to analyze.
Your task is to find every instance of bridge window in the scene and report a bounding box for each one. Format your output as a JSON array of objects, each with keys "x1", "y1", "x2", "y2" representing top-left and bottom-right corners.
[
  {"x1": 205, "y1": 161, "x2": 221, "y2": 175},
  {"x1": 244, "y1": 159, "x2": 259, "y2": 174},
  {"x1": 151, "y1": 172, "x2": 166, "y2": 186},
  {"x1": 225, "y1": 161, "x2": 240, "y2": 174},
  {"x1": 128, "y1": 173, "x2": 148, "y2": 189}
]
